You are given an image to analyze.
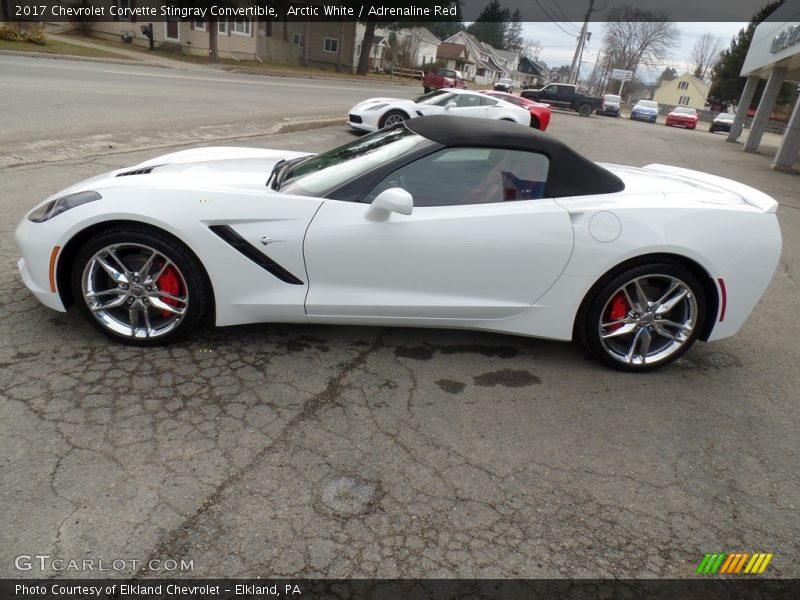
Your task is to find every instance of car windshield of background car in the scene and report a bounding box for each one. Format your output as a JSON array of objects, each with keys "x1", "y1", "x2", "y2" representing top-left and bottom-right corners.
[{"x1": 279, "y1": 126, "x2": 429, "y2": 197}]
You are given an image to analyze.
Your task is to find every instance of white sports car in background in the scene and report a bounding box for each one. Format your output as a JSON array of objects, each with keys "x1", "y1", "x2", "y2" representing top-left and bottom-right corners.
[
  {"x1": 16, "y1": 116, "x2": 781, "y2": 371},
  {"x1": 347, "y1": 88, "x2": 533, "y2": 132}
]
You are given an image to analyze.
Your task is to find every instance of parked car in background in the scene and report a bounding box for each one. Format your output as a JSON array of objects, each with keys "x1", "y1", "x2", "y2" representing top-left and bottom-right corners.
[
  {"x1": 665, "y1": 107, "x2": 700, "y2": 129},
  {"x1": 521, "y1": 83, "x2": 604, "y2": 117},
  {"x1": 597, "y1": 94, "x2": 621, "y2": 117},
  {"x1": 423, "y1": 68, "x2": 467, "y2": 93},
  {"x1": 709, "y1": 112, "x2": 736, "y2": 133},
  {"x1": 494, "y1": 78, "x2": 514, "y2": 93},
  {"x1": 480, "y1": 90, "x2": 552, "y2": 131},
  {"x1": 347, "y1": 88, "x2": 533, "y2": 132},
  {"x1": 630, "y1": 100, "x2": 659, "y2": 123}
]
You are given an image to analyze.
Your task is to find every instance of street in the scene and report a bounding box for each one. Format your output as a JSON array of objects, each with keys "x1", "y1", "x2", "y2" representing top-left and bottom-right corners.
[{"x1": 1, "y1": 55, "x2": 798, "y2": 579}]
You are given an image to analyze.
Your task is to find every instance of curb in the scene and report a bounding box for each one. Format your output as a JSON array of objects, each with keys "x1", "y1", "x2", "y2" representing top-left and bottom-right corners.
[{"x1": 0, "y1": 49, "x2": 149, "y2": 67}]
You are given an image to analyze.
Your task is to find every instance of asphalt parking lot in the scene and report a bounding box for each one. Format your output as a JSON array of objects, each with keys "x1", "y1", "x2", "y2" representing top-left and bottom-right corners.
[{"x1": 2, "y1": 108, "x2": 798, "y2": 579}]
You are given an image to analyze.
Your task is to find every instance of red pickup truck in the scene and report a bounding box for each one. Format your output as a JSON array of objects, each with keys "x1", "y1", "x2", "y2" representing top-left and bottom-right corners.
[{"x1": 423, "y1": 68, "x2": 467, "y2": 93}]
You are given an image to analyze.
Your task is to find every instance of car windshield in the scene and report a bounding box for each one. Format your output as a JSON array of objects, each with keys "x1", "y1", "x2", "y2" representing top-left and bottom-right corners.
[
  {"x1": 674, "y1": 107, "x2": 696, "y2": 115},
  {"x1": 279, "y1": 126, "x2": 431, "y2": 197},
  {"x1": 604, "y1": 95, "x2": 621, "y2": 103},
  {"x1": 717, "y1": 113, "x2": 735, "y2": 120},
  {"x1": 498, "y1": 78, "x2": 512, "y2": 84},
  {"x1": 637, "y1": 101, "x2": 658, "y2": 109}
]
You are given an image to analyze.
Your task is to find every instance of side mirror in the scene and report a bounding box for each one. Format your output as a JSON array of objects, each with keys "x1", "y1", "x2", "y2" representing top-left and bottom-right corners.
[
  {"x1": 444, "y1": 101, "x2": 457, "y2": 110},
  {"x1": 366, "y1": 188, "x2": 413, "y2": 220}
]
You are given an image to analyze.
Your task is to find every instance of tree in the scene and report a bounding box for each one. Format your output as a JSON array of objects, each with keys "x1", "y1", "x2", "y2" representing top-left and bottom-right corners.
[
  {"x1": 600, "y1": 6, "x2": 680, "y2": 78},
  {"x1": 504, "y1": 9, "x2": 523, "y2": 51},
  {"x1": 690, "y1": 33, "x2": 722, "y2": 81},
  {"x1": 521, "y1": 38, "x2": 543, "y2": 62},
  {"x1": 466, "y1": 0, "x2": 508, "y2": 49},
  {"x1": 708, "y1": 1, "x2": 787, "y2": 106},
  {"x1": 659, "y1": 67, "x2": 678, "y2": 81}
]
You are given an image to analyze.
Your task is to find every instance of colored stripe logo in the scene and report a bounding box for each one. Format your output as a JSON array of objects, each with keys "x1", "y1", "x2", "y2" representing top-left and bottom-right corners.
[{"x1": 697, "y1": 552, "x2": 773, "y2": 574}]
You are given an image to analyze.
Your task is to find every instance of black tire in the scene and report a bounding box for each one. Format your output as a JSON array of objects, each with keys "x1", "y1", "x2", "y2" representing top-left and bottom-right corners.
[
  {"x1": 578, "y1": 103, "x2": 592, "y2": 117},
  {"x1": 423, "y1": 86, "x2": 430, "y2": 93},
  {"x1": 709, "y1": 125, "x2": 716, "y2": 133},
  {"x1": 530, "y1": 116, "x2": 540, "y2": 130},
  {"x1": 71, "y1": 225, "x2": 210, "y2": 346},
  {"x1": 379, "y1": 110, "x2": 408, "y2": 129},
  {"x1": 577, "y1": 262, "x2": 706, "y2": 372}
]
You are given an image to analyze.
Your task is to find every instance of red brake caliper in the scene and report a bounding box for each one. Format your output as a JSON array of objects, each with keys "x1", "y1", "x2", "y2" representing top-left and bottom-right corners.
[
  {"x1": 605, "y1": 293, "x2": 629, "y2": 332},
  {"x1": 156, "y1": 266, "x2": 181, "y2": 318}
]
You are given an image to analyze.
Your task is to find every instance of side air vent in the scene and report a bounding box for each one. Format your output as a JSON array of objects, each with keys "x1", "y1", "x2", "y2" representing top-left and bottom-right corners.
[
  {"x1": 209, "y1": 225, "x2": 304, "y2": 285},
  {"x1": 116, "y1": 166, "x2": 156, "y2": 177}
]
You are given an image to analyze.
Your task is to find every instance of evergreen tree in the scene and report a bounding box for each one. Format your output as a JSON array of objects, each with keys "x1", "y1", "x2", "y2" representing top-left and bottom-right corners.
[
  {"x1": 467, "y1": 0, "x2": 508, "y2": 49},
  {"x1": 659, "y1": 67, "x2": 678, "y2": 81},
  {"x1": 708, "y1": 1, "x2": 793, "y2": 106}
]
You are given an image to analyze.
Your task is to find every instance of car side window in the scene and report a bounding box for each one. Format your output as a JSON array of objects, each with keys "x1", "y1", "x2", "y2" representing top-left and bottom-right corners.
[
  {"x1": 455, "y1": 94, "x2": 481, "y2": 108},
  {"x1": 363, "y1": 148, "x2": 550, "y2": 207},
  {"x1": 480, "y1": 96, "x2": 499, "y2": 106}
]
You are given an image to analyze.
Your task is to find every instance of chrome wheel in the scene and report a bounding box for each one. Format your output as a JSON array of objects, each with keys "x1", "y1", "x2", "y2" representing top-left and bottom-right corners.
[
  {"x1": 382, "y1": 111, "x2": 407, "y2": 128},
  {"x1": 81, "y1": 243, "x2": 189, "y2": 340},
  {"x1": 598, "y1": 274, "x2": 698, "y2": 366}
]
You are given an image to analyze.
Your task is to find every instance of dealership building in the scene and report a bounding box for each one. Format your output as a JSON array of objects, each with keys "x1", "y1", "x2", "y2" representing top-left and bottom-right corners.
[{"x1": 727, "y1": 0, "x2": 800, "y2": 172}]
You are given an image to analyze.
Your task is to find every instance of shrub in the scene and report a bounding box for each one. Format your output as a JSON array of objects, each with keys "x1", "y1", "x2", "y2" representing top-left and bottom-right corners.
[
  {"x1": 0, "y1": 25, "x2": 23, "y2": 42},
  {"x1": 24, "y1": 28, "x2": 47, "y2": 46}
]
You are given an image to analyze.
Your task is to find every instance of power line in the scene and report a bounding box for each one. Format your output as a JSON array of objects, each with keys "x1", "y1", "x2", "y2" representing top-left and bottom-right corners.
[
  {"x1": 533, "y1": 0, "x2": 584, "y2": 38},
  {"x1": 545, "y1": 0, "x2": 582, "y2": 33}
]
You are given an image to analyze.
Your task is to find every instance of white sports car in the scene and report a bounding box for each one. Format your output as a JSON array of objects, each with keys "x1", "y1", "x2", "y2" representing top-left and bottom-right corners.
[
  {"x1": 16, "y1": 117, "x2": 781, "y2": 371},
  {"x1": 347, "y1": 88, "x2": 533, "y2": 132}
]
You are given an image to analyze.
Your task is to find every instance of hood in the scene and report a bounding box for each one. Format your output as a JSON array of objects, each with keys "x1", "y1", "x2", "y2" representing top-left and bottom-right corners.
[
  {"x1": 600, "y1": 163, "x2": 778, "y2": 213},
  {"x1": 51, "y1": 147, "x2": 312, "y2": 198},
  {"x1": 350, "y1": 97, "x2": 410, "y2": 111},
  {"x1": 633, "y1": 105, "x2": 658, "y2": 113}
]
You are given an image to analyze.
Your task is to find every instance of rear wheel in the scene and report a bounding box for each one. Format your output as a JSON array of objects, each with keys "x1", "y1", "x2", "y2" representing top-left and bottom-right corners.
[
  {"x1": 578, "y1": 263, "x2": 706, "y2": 371},
  {"x1": 578, "y1": 103, "x2": 592, "y2": 117},
  {"x1": 379, "y1": 110, "x2": 408, "y2": 129},
  {"x1": 71, "y1": 226, "x2": 209, "y2": 346},
  {"x1": 423, "y1": 86, "x2": 430, "y2": 93},
  {"x1": 530, "y1": 116, "x2": 541, "y2": 130}
]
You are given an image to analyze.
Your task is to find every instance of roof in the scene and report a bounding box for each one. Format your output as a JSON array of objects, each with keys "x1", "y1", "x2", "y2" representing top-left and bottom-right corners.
[
  {"x1": 405, "y1": 116, "x2": 625, "y2": 198},
  {"x1": 408, "y1": 27, "x2": 441, "y2": 45},
  {"x1": 437, "y1": 42, "x2": 467, "y2": 60}
]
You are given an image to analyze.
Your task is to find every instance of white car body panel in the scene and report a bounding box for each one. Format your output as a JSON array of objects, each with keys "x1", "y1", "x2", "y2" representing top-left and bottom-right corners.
[
  {"x1": 347, "y1": 89, "x2": 531, "y2": 132},
  {"x1": 15, "y1": 146, "x2": 781, "y2": 347},
  {"x1": 304, "y1": 198, "x2": 573, "y2": 319}
]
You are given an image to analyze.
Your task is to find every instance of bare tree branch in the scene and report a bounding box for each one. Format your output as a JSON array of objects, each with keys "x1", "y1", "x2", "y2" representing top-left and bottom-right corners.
[{"x1": 690, "y1": 33, "x2": 722, "y2": 81}]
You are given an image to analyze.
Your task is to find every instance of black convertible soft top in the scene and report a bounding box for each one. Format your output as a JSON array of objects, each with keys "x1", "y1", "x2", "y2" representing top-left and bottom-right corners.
[{"x1": 405, "y1": 115, "x2": 625, "y2": 198}]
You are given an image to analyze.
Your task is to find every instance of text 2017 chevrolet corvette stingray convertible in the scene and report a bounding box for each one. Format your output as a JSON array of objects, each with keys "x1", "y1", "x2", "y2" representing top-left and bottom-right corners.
[{"x1": 16, "y1": 117, "x2": 781, "y2": 371}]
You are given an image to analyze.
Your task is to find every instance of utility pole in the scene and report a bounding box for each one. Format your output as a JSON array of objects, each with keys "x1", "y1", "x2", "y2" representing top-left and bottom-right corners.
[{"x1": 569, "y1": 0, "x2": 596, "y2": 84}]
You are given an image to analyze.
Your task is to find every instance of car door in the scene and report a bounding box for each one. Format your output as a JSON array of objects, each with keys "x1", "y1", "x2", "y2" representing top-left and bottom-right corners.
[
  {"x1": 303, "y1": 147, "x2": 574, "y2": 320},
  {"x1": 444, "y1": 93, "x2": 489, "y2": 119}
]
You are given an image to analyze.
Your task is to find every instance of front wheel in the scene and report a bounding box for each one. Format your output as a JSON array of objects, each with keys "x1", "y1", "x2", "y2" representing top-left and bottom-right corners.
[
  {"x1": 379, "y1": 110, "x2": 408, "y2": 129},
  {"x1": 578, "y1": 103, "x2": 592, "y2": 117},
  {"x1": 71, "y1": 226, "x2": 210, "y2": 345},
  {"x1": 423, "y1": 86, "x2": 430, "y2": 93},
  {"x1": 578, "y1": 263, "x2": 706, "y2": 371}
]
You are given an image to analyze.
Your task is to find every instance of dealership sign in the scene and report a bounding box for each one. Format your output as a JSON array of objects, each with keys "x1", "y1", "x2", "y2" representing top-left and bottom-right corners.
[
  {"x1": 771, "y1": 24, "x2": 800, "y2": 53},
  {"x1": 610, "y1": 69, "x2": 633, "y2": 81}
]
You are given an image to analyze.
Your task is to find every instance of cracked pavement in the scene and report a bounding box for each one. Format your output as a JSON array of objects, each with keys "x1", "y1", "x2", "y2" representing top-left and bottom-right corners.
[{"x1": 2, "y1": 109, "x2": 799, "y2": 579}]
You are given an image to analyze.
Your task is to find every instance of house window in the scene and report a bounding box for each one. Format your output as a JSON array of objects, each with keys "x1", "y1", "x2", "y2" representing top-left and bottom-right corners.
[
  {"x1": 679, "y1": 95, "x2": 691, "y2": 105},
  {"x1": 678, "y1": 81, "x2": 689, "y2": 90},
  {"x1": 165, "y1": 19, "x2": 179, "y2": 41},
  {"x1": 115, "y1": 0, "x2": 133, "y2": 21},
  {"x1": 324, "y1": 37, "x2": 338, "y2": 53},
  {"x1": 293, "y1": 33, "x2": 304, "y2": 47},
  {"x1": 232, "y1": 18, "x2": 251, "y2": 36},
  {"x1": 193, "y1": 20, "x2": 206, "y2": 32},
  {"x1": 218, "y1": 20, "x2": 227, "y2": 34}
]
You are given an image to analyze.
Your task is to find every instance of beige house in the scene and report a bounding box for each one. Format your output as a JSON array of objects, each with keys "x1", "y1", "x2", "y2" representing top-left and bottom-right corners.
[
  {"x1": 653, "y1": 73, "x2": 710, "y2": 110},
  {"x1": 89, "y1": 6, "x2": 355, "y2": 69}
]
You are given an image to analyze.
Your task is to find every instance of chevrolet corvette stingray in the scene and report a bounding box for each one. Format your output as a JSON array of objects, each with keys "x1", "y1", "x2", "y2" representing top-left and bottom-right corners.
[{"x1": 16, "y1": 117, "x2": 781, "y2": 371}]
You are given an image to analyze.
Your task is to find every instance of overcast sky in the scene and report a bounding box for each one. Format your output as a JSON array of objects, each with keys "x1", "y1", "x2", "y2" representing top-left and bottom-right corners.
[{"x1": 522, "y1": 22, "x2": 748, "y2": 81}]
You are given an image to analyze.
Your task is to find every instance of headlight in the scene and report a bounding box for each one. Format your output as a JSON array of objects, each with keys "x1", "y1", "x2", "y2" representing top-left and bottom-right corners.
[
  {"x1": 366, "y1": 103, "x2": 389, "y2": 111},
  {"x1": 28, "y1": 191, "x2": 102, "y2": 223}
]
